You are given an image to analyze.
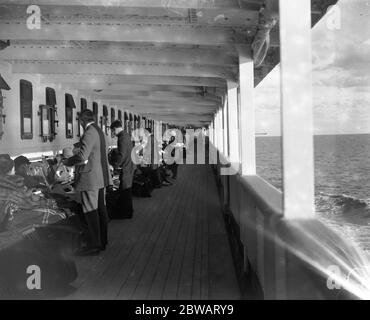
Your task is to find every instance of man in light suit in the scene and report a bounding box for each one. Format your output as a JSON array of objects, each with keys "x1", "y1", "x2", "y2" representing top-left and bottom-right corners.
[
  {"x1": 64, "y1": 109, "x2": 112, "y2": 256},
  {"x1": 110, "y1": 120, "x2": 135, "y2": 218}
]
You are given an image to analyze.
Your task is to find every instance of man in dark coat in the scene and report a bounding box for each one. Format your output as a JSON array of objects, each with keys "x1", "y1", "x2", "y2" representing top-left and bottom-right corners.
[
  {"x1": 63, "y1": 109, "x2": 112, "y2": 256},
  {"x1": 110, "y1": 120, "x2": 135, "y2": 218}
]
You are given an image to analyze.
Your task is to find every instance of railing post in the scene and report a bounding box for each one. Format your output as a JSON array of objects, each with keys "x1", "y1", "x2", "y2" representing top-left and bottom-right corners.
[
  {"x1": 279, "y1": 0, "x2": 315, "y2": 219},
  {"x1": 238, "y1": 50, "x2": 256, "y2": 176},
  {"x1": 227, "y1": 81, "x2": 240, "y2": 172}
]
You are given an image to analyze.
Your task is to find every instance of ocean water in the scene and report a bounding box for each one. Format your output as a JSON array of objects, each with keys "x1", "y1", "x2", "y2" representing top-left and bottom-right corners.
[{"x1": 256, "y1": 134, "x2": 370, "y2": 252}]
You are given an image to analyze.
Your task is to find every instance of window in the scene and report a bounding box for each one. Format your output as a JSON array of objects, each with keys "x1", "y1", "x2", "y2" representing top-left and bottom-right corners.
[
  {"x1": 102, "y1": 105, "x2": 108, "y2": 135},
  {"x1": 111, "y1": 108, "x2": 115, "y2": 124},
  {"x1": 81, "y1": 98, "x2": 87, "y2": 111},
  {"x1": 93, "y1": 102, "x2": 98, "y2": 125},
  {"x1": 118, "y1": 110, "x2": 122, "y2": 122},
  {"x1": 124, "y1": 112, "x2": 129, "y2": 132},
  {"x1": 77, "y1": 98, "x2": 87, "y2": 137},
  {"x1": 20, "y1": 80, "x2": 33, "y2": 139},
  {"x1": 0, "y1": 74, "x2": 10, "y2": 140},
  {"x1": 45, "y1": 87, "x2": 57, "y2": 141},
  {"x1": 65, "y1": 93, "x2": 76, "y2": 139},
  {"x1": 129, "y1": 113, "x2": 133, "y2": 133},
  {"x1": 0, "y1": 91, "x2": 4, "y2": 140},
  {"x1": 39, "y1": 104, "x2": 52, "y2": 142},
  {"x1": 133, "y1": 115, "x2": 137, "y2": 130}
]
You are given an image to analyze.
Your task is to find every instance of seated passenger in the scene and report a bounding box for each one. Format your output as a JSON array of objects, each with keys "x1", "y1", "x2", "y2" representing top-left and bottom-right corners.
[
  {"x1": 55, "y1": 148, "x2": 74, "y2": 184},
  {"x1": 0, "y1": 154, "x2": 65, "y2": 232},
  {"x1": 14, "y1": 155, "x2": 47, "y2": 189}
]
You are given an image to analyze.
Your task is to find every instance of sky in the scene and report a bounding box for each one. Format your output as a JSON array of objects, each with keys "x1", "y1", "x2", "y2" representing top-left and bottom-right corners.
[{"x1": 255, "y1": 0, "x2": 370, "y2": 136}]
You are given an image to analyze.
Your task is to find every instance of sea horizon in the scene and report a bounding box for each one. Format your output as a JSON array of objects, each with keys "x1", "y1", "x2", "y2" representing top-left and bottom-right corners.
[{"x1": 256, "y1": 132, "x2": 370, "y2": 138}]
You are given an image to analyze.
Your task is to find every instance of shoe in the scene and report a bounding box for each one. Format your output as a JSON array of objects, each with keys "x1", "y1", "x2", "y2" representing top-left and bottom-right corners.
[{"x1": 75, "y1": 247, "x2": 101, "y2": 256}]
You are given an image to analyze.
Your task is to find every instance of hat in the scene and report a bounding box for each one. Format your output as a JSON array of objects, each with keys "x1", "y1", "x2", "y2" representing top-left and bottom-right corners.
[
  {"x1": 110, "y1": 119, "x2": 123, "y2": 130},
  {"x1": 0, "y1": 154, "x2": 14, "y2": 175},
  {"x1": 14, "y1": 155, "x2": 30, "y2": 170},
  {"x1": 62, "y1": 147, "x2": 73, "y2": 159}
]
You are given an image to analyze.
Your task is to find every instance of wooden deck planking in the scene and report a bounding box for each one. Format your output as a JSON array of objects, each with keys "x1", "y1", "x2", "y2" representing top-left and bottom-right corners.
[
  {"x1": 67, "y1": 165, "x2": 240, "y2": 300},
  {"x1": 117, "y1": 173, "x2": 185, "y2": 299},
  {"x1": 132, "y1": 168, "x2": 189, "y2": 299},
  {"x1": 206, "y1": 169, "x2": 241, "y2": 300},
  {"x1": 145, "y1": 168, "x2": 191, "y2": 300},
  {"x1": 200, "y1": 175, "x2": 210, "y2": 300},
  {"x1": 69, "y1": 195, "x2": 165, "y2": 298},
  {"x1": 96, "y1": 189, "x2": 173, "y2": 299},
  {"x1": 161, "y1": 167, "x2": 197, "y2": 300},
  {"x1": 176, "y1": 169, "x2": 201, "y2": 299}
]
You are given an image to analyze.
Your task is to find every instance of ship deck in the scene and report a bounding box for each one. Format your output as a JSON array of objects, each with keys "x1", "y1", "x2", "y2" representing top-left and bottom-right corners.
[{"x1": 67, "y1": 164, "x2": 240, "y2": 300}]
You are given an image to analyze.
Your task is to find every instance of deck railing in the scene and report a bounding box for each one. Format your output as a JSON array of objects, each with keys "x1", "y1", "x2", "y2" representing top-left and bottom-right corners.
[{"x1": 212, "y1": 143, "x2": 364, "y2": 300}]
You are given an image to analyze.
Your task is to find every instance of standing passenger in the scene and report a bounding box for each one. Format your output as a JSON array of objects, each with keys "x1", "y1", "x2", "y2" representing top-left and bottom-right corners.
[
  {"x1": 63, "y1": 109, "x2": 111, "y2": 256},
  {"x1": 110, "y1": 120, "x2": 135, "y2": 219}
]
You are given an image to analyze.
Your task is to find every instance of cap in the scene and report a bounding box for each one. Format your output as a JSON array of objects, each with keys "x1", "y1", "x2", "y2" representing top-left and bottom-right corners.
[
  {"x1": 110, "y1": 119, "x2": 123, "y2": 130},
  {"x1": 14, "y1": 155, "x2": 31, "y2": 170},
  {"x1": 62, "y1": 147, "x2": 73, "y2": 159}
]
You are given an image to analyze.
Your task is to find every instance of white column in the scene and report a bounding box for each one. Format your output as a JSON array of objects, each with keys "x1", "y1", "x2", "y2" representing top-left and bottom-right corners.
[
  {"x1": 215, "y1": 110, "x2": 219, "y2": 151},
  {"x1": 209, "y1": 119, "x2": 214, "y2": 144},
  {"x1": 209, "y1": 117, "x2": 217, "y2": 165},
  {"x1": 157, "y1": 121, "x2": 163, "y2": 145},
  {"x1": 239, "y1": 52, "x2": 256, "y2": 175},
  {"x1": 218, "y1": 108, "x2": 224, "y2": 154},
  {"x1": 279, "y1": 0, "x2": 314, "y2": 219},
  {"x1": 227, "y1": 81, "x2": 240, "y2": 171},
  {"x1": 223, "y1": 96, "x2": 229, "y2": 157},
  {"x1": 216, "y1": 109, "x2": 221, "y2": 152}
]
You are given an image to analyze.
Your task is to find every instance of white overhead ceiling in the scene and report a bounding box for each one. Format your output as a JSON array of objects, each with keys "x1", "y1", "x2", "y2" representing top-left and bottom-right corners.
[{"x1": 0, "y1": 0, "x2": 336, "y2": 127}]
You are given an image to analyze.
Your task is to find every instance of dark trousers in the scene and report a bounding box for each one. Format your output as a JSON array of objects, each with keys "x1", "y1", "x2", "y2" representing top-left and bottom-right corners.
[
  {"x1": 168, "y1": 163, "x2": 178, "y2": 178},
  {"x1": 98, "y1": 188, "x2": 109, "y2": 247},
  {"x1": 140, "y1": 166, "x2": 162, "y2": 187},
  {"x1": 115, "y1": 186, "x2": 133, "y2": 219},
  {"x1": 81, "y1": 188, "x2": 109, "y2": 249}
]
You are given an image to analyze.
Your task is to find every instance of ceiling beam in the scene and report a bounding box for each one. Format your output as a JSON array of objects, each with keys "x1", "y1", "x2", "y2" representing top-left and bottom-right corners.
[
  {"x1": 91, "y1": 97, "x2": 218, "y2": 107},
  {"x1": 0, "y1": 0, "x2": 262, "y2": 10},
  {"x1": 132, "y1": 113, "x2": 213, "y2": 119},
  {"x1": 127, "y1": 106, "x2": 215, "y2": 112},
  {"x1": 11, "y1": 61, "x2": 236, "y2": 80},
  {"x1": 0, "y1": 22, "x2": 253, "y2": 46},
  {"x1": 0, "y1": 45, "x2": 238, "y2": 67},
  {"x1": 59, "y1": 83, "x2": 213, "y2": 94},
  {"x1": 40, "y1": 74, "x2": 226, "y2": 87},
  {"x1": 0, "y1": 4, "x2": 259, "y2": 27},
  {"x1": 101, "y1": 101, "x2": 217, "y2": 111},
  {"x1": 78, "y1": 89, "x2": 221, "y2": 101}
]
